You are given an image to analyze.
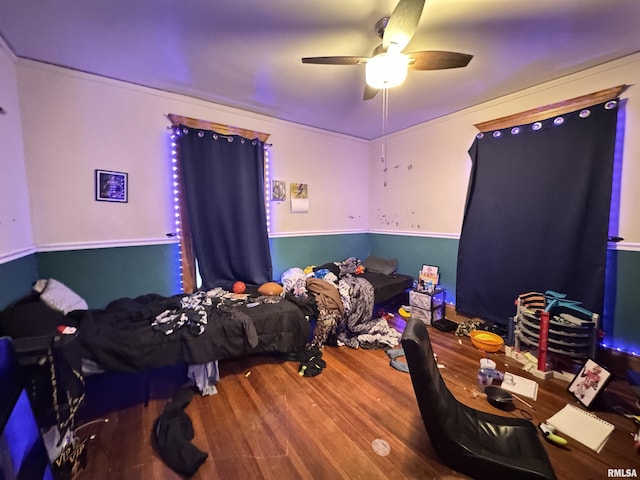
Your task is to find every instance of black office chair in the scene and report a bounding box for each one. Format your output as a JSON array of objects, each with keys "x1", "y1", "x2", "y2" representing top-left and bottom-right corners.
[{"x1": 401, "y1": 318, "x2": 557, "y2": 480}]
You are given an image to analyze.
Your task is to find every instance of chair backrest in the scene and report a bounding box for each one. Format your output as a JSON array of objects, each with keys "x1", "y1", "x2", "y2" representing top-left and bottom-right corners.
[
  {"x1": 401, "y1": 318, "x2": 462, "y2": 456},
  {"x1": 402, "y1": 318, "x2": 557, "y2": 480}
]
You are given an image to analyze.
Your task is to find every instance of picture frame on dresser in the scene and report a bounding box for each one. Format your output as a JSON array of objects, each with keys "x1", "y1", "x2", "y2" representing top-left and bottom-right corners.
[
  {"x1": 418, "y1": 265, "x2": 439, "y2": 293},
  {"x1": 567, "y1": 358, "x2": 612, "y2": 409}
]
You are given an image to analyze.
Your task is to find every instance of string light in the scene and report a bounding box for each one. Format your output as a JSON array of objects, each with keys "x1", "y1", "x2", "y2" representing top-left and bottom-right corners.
[
  {"x1": 264, "y1": 145, "x2": 271, "y2": 234},
  {"x1": 171, "y1": 127, "x2": 184, "y2": 291},
  {"x1": 600, "y1": 342, "x2": 638, "y2": 357}
]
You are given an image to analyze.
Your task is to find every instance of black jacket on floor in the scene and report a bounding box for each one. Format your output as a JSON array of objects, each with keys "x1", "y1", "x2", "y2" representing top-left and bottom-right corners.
[{"x1": 153, "y1": 387, "x2": 208, "y2": 477}]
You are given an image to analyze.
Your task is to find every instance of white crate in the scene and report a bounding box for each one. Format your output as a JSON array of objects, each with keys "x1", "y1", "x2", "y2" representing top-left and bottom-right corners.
[
  {"x1": 410, "y1": 289, "x2": 446, "y2": 326},
  {"x1": 409, "y1": 289, "x2": 445, "y2": 310},
  {"x1": 410, "y1": 290, "x2": 430, "y2": 310},
  {"x1": 411, "y1": 306, "x2": 444, "y2": 325}
]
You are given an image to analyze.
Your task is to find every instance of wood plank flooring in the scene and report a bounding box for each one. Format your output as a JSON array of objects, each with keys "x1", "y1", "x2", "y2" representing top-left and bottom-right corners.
[{"x1": 75, "y1": 316, "x2": 640, "y2": 480}]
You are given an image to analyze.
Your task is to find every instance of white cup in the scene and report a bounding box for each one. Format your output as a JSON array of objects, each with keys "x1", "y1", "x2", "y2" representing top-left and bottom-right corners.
[{"x1": 480, "y1": 358, "x2": 496, "y2": 369}]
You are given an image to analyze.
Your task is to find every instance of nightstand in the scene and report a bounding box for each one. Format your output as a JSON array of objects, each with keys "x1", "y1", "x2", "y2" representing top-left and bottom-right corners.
[{"x1": 409, "y1": 288, "x2": 446, "y2": 325}]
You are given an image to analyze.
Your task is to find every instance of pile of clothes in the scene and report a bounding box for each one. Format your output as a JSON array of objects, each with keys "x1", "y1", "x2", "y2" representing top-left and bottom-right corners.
[{"x1": 281, "y1": 257, "x2": 402, "y2": 352}]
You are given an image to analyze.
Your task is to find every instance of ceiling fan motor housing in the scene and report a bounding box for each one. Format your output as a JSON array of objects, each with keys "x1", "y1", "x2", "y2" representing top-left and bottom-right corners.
[{"x1": 375, "y1": 17, "x2": 390, "y2": 39}]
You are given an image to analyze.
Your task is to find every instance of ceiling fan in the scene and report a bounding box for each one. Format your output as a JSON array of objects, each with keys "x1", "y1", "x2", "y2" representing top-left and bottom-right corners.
[{"x1": 301, "y1": 0, "x2": 472, "y2": 100}]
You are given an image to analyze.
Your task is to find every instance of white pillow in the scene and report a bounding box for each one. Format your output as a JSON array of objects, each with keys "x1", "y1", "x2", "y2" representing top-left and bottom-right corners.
[{"x1": 37, "y1": 278, "x2": 88, "y2": 314}]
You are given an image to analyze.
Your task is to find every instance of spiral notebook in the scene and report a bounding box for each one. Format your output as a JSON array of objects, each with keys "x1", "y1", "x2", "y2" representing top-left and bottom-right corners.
[{"x1": 546, "y1": 403, "x2": 615, "y2": 453}]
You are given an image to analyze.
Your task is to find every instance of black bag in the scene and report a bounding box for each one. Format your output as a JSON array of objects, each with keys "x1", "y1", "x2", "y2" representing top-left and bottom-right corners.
[{"x1": 50, "y1": 436, "x2": 88, "y2": 480}]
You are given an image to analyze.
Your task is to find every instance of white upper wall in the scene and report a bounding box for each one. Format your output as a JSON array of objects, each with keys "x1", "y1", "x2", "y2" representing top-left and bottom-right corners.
[
  {"x1": 6, "y1": 53, "x2": 639, "y2": 256},
  {"x1": 0, "y1": 39, "x2": 34, "y2": 261},
  {"x1": 369, "y1": 53, "x2": 640, "y2": 247},
  {"x1": 15, "y1": 60, "x2": 370, "y2": 251}
]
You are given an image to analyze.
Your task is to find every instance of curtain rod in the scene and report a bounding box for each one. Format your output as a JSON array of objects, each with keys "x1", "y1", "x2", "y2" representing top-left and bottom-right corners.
[
  {"x1": 474, "y1": 84, "x2": 629, "y2": 132},
  {"x1": 167, "y1": 113, "x2": 271, "y2": 143},
  {"x1": 167, "y1": 125, "x2": 272, "y2": 146}
]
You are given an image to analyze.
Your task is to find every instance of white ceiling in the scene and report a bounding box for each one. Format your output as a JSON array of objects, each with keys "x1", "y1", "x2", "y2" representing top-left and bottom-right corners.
[{"x1": 1, "y1": 0, "x2": 639, "y2": 140}]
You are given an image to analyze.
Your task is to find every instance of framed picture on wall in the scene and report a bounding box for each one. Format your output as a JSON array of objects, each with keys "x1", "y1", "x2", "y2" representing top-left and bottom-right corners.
[
  {"x1": 95, "y1": 169, "x2": 128, "y2": 203},
  {"x1": 290, "y1": 183, "x2": 309, "y2": 213},
  {"x1": 271, "y1": 179, "x2": 286, "y2": 201}
]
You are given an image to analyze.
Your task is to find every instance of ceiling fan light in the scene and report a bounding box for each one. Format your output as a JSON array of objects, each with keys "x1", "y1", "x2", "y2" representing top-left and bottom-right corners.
[{"x1": 365, "y1": 52, "x2": 409, "y2": 89}]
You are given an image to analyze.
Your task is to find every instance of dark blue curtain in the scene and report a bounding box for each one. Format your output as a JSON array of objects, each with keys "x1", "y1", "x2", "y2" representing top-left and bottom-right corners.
[
  {"x1": 456, "y1": 101, "x2": 619, "y2": 325},
  {"x1": 176, "y1": 125, "x2": 272, "y2": 290}
]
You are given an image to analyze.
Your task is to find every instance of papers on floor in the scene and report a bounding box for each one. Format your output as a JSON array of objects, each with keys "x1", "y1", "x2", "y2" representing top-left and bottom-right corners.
[
  {"x1": 500, "y1": 372, "x2": 539, "y2": 400},
  {"x1": 546, "y1": 403, "x2": 615, "y2": 453}
]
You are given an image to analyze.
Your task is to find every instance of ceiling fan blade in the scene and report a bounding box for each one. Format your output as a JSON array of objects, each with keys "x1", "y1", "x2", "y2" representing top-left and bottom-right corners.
[
  {"x1": 382, "y1": 0, "x2": 425, "y2": 52},
  {"x1": 363, "y1": 83, "x2": 379, "y2": 101},
  {"x1": 407, "y1": 51, "x2": 473, "y2": 70},
  {"x1": 301, "y1": 56, "x2": 369, "y2": 65}
]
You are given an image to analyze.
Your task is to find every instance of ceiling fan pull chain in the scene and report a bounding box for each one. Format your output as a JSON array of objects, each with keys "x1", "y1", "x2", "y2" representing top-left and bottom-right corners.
[{"x1": 382, "y1": 88, "x2": 389, "y2": 187}]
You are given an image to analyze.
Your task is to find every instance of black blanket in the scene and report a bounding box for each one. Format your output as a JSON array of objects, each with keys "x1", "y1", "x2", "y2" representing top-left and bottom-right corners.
[{"x1": 68, "y1": 293, "x2": 309, "y2": 372}]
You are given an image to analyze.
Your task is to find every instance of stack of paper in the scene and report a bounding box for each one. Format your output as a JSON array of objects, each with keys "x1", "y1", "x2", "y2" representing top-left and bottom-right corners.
[{"x1": 500, "y1": 372, "x2": 539, "y2": 400}]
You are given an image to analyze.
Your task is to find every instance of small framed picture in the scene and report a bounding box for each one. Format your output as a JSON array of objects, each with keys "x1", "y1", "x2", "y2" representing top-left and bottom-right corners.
[
  {"x1": 418, "y1": 265, "x2": 439, "y2": 292},
  {"x1": 568, "y1": 358, "x2": 612, "y2": 408},
  {"x1": 95, "y1": 169, "x2": 128, "y2": 203},
  {"x1": 290, "y1": 183, "x2": 309, "y2": 213},
  {"x1": 271, "y1": 179, "x2": 286, "y2": 201}
]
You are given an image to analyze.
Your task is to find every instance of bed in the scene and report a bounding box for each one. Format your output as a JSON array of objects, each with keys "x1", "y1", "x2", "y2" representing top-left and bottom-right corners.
[
  {"x1": 359, "y1": 270, "x2": 414, "y2": 304},
  {"x1": 0, "y1": 281, "x2": 311, "y2": 439},
  {"x1": 0, "y1": 285, "x2": 310, "y2": 374},
  {"x1": 1, "y1": 255, "x2": 413, "y2": 374},
  {"x1": 73, "y1": 292, "x2": 310, "y2": 372},
  {"x1": 308, "y1": 255, "x2": 414, "y2": 304}
]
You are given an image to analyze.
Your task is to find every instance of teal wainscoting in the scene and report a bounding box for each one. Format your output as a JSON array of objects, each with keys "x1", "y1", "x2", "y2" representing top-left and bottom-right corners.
[
  {"x1": 0, "y1": 254, "x2": 39, "y2": 309},
  {"x1": 269, "y1": 233, "x2": 369, "y2": 281},
  {"x1": 366, "y1": 235, "x2": 640, "y2": 353},
  {"x1": 7, "y1": 235, "x2": 636, "y2": 352},
  {"x1": 368, "y1": 233, "x2": 459, "y2": 304},
  {"x1": 604, "y1": 248, "x2": 640, "y2": 352},
  {"x1": 270, "y1": 233, "x2": 459, "y2": 302},
  {"x1": 36, "y1": 243, "x2": 182, "y2": 309}
]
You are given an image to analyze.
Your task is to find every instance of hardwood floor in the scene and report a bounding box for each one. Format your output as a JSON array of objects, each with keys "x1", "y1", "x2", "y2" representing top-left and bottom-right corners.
[{"x1": 75, "y1": 316, "x2": 639, "y2": 480}]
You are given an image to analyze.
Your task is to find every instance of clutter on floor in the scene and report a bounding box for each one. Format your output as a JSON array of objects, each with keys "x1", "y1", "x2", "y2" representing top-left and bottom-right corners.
[
  {"x1": 297, "y1": 345, "x2": 326, "y2": 377},
  {"x1": 153, "y1": 386, "x2": 208, "y2": 477}
]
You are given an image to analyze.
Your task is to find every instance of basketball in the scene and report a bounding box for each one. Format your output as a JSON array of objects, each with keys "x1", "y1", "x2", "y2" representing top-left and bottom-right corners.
[{"x1": 232, "y1": 281, "x2": 246, "y2": 294}]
